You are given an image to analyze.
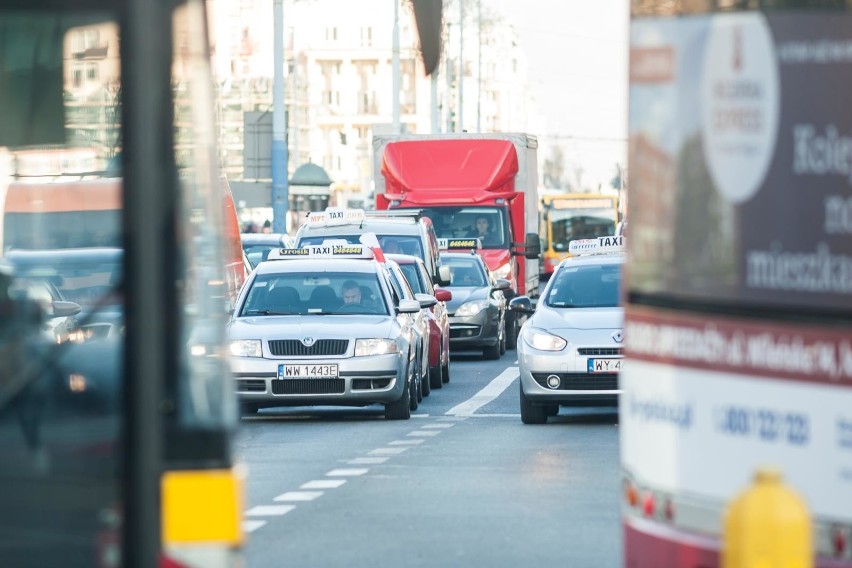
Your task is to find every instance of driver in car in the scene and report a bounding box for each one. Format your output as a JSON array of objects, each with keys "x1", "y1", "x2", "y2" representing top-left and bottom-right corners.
[{"x1": 341, "y1": 280, "x2": 362, "y2": 306}]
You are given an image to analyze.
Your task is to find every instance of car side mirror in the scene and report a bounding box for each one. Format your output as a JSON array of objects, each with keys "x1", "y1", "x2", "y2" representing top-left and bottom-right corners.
[
  {"x1": 436, "y1": 265, "x2": 452, "y2": 286},
  {"x1": 492, "y1": 278, "x2": 511, "y2": 291},
  {"x1": 524, "y1": 233, "x2": 541, "y2": 259},
  {"x1": 52, "y1": 300, "x2": 82, "y2": 318},
  {"x1": 508, "y1": 296, "x2": 535, "y2": 314},
  {"x1": 415, "y1": 293, "x2": 438, "y2": 309},
  {"x1": 397, "y1": 299, "x2": 422, "y2": 314},
  {"x1": 434, "y1": 288, "x2": 452, "y2": 302}
]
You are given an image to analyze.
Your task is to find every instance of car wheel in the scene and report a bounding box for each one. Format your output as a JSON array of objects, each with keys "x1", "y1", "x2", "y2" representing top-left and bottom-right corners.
[
  {"x1": 505, "y1": 314, "x2": 518, "y2": 350},
  {"x1": 483, "y1": 340, "x2": 500, "y2": 360},
  {"x1": 409, "y1": 378, "x2": 419, "y2": 411},
  {"x1": 429, "y1": 348, "x2": 443, "y2": 389},
  {"x1": 499, "y1": 324, "x2": 507, "y2": 355},
  {"x1": 545, "y1": 404, "x2": 559, "y2": 417},
  {"x1": 239, "y1": 403, "x2": 258, "y2": 418},
  {"x1": 420, "y1": 351, "x2": 431, "y2": 397},
  {"x1": 386, "y1": 372, "x2": 412, "y2": 420},
  {"x1": 442, "y1": 351, "x2": 450, "y2": 383},
  {"x1": 519, "y1": 384, "x2": 547, "y2": 424}
]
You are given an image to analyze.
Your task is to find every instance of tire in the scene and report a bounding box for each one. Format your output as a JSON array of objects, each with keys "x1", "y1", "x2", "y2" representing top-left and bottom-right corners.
[
  {"x1": 420, "y1": 352, "x2": 431, "y2": 397},
  {"x1": 386, "y1": 373, "x2": 412, "y2": 420},
  {"x1": 545, "y1": 404, "x2": 559, "y2": 417},
  {"x1": 499, "y1": 324, "x2": 507, "y2": 355},
  {"x1": 519, "y1": 384, "x2": 547, "y2": 424},
  {"x1": 483, "y1": 341, "x2": 500, "y2": 360},
  {"x1": 505, "y1": 313, "x2": 518, "y2": 350},
  {"x1": 429, "y1": 359, "x2": 443, "y2": 390},
  {"x1": 441, "y1": 359, "x2": 450, "y2": 384},
  {"x1": 409, "y1": 378, "x2": 419, "y2": 411},
  {"x1": 239, "y1": 403, "x2": 258, "y2": 418}
]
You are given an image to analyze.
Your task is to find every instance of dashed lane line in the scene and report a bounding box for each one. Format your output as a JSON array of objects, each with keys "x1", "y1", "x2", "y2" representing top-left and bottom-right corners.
[
  {"x1": 243, "y1": 520, "x2": 267, "y2": 533},
  {"x1": 388, "y1": 439, "x2": 425, "y2": 446},
  {"x1": 407, "y1": 430, "x2": 440, "y2": 437},
  {"x1": 445, "y1": 367, "x2": 519, "y2": 417},
  {"x1": 347, "y1": 457, "x2": 389, "y2": 465},
  {"x1": 245, "y1": 505, "x2": 296, "y2": 516},
  {"x1": 301, "y1": 479, "x2": 347, "y2": 489},
  {"x1": 421, "y1": 423, "x2": 454, "y2": 429},
  {"x1": 326, "y1": 468, "x2": 369, "y2": 477},
  {"x1": 368, "y1": 447, "x2": 409, "y2": 455},
  {"x1": 274, "y1": 491, "x2": 324, "y2": 502}
]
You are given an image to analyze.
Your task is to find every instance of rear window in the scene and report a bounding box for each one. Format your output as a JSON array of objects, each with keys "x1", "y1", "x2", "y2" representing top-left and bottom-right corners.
[
  {"x1": 546, "y1": 263, "x2": 621, "y2": 308},
  {"x1": 298, "y1": 234, "x2": 424, "y2": 259}
]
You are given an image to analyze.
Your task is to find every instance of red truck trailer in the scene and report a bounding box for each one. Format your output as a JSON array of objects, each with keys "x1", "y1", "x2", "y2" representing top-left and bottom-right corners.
[{"x1": 373, "y1": 133, "x2": 541, "y2": 348}]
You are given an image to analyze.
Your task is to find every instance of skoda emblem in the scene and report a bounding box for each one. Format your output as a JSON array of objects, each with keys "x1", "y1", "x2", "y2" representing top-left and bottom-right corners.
[
  {"x1": 612, "y1": 330, "x2": 624, "y2": 344},
  {"x1": 301, "y1": 337, "x2": 316, "y2": 347}
]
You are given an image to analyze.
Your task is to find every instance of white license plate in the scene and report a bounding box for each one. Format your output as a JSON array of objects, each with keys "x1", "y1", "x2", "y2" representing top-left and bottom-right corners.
[
  {"x1": 278, "y1": 364, "x2": 339, "y2": 379},
  {"x1": 587, "y1": 358, "x2": 623, "y2": 374}
]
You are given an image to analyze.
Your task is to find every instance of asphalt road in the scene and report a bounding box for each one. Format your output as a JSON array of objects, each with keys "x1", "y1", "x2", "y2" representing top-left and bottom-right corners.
[{"x1": 235, "y1": 349, "x2": 622, "y2": 568}]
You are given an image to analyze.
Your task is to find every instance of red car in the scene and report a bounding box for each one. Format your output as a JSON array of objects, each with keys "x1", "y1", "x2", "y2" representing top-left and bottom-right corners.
[{"x1": 387, "y1": 254, "x2": 452, "y2": 392}]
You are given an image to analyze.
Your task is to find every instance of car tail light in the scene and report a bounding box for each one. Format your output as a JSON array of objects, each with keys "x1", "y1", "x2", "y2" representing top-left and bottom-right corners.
[
  {"x1": 625, "y1": 481, "x2": 639, "y2": 508},
  {"x1": 834, "y1": 528, "x2": 847, "y2": 557},
  {"x1": 642, "y1": 492, "x2": 656, "y2": 517}
]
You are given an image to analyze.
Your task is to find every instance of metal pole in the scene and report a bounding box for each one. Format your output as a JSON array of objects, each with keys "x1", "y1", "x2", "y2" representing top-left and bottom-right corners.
[
  {"x1": 272, "y1": 0, "x2": 289, "y2": 233},
  {"x1": 458, "y1": 0, "x2": 464, "y2": 132},
  {"x1": 431, "y1": 73, "x2": 439, "y2": 134},
  {"x1": 477, "y1": 0, "x2": 481, "y2": 132},
  {"x1": 392, "y1": 0, "x2": 401, "y2": 133},
  {"x1": 292, "y1": 30, "x2": 299, "y2": 168}
]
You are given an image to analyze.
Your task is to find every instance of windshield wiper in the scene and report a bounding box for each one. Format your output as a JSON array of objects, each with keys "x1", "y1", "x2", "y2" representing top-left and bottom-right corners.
[{"x1": 244, "y1": 309, "x2": 298, "y2": 316}]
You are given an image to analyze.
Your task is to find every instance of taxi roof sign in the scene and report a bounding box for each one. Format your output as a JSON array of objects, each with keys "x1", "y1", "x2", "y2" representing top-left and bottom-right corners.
[
  {"x1": 568, "y1": 235, "x2": 625, "y2": 256},
  {"x1": 306, "y1": 207, "x2": 366, "y2": 227},
  {"x1": 267, "y1": 244, "x2": 376, "y2": 260},
  {"x1": 438, "y1": 238, "x2": 482, "y2": 250}
]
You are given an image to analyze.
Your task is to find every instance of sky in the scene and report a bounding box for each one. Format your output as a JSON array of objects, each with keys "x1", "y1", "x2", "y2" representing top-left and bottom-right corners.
[{"x1": 490, "y1": 0, "x2": 630, "y2": 190}]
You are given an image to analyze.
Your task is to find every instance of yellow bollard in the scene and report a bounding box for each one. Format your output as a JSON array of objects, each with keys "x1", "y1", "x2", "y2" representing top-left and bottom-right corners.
[{"x1": 723, "y1": 469, "x2": 812, "y2": 568}]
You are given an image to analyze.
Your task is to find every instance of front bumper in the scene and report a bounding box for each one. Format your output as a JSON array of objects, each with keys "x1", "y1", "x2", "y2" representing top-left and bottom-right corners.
[
  {"x1": 518, "y1": 341, "x2": 621, "y2": 406},
  {"x1": 231, "y1": 353, "x2": 406, "y2": 408},
  {"x1": 448, "y1": 309, "x2": 500, "y2": 349}
]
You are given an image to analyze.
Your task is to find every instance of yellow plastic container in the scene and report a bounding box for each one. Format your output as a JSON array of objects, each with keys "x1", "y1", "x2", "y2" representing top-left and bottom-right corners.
[{"x1": 723, "y1": 469, "x2": 812, "y2": 568}]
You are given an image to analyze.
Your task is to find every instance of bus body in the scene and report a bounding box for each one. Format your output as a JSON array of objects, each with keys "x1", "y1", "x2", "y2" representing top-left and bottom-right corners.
[
  {"x1": 538, "y1": 192, "x2": 619, "y2": 276},
  {"x1": 623, "y1": 3, "x2": 852, "y2": 567}
]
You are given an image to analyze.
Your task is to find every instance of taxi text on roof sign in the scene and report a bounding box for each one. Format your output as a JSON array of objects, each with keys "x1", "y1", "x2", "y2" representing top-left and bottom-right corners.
[
  {"x1": 306, "y1": 207, "x2": 366, "y2": 227},
  {"x1": 438, "y1": 238, "x2": 482, "y2": 250},
  {"x1": 268, "y1": 244, "x2": 375, "y2": 260},
  {"x1": 568, "y1": 235, "x2": 625, "y2": 256}
]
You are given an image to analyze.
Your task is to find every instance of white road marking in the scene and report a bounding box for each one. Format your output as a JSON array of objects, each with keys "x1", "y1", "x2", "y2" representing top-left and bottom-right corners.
[
  {"x1": 245, "y1": 505, "x2": 296, "y2": 516},
  {"x1": 388, "y1": 439, "x2": 425, "y2": 445},
  {"x1": 445, "y1": 367, "x2": 519, "y2": 416},
  {"x1": 437, "y1": 416, "x2": 468, "y2": 422},
  {"x1": 243, "y1": 520, "x2": 267, "y2": 532},
  {"x1": 514, "y1": 360, "x2": 519, "y2": 364},
  {"x1": 326, "y1": 468, "x2": 369, "y2": 477},
  {"x1": 301, "y1": 479, "x2": 347, "y2": 489},
  {"x1": 347, "y1": 457, "x2": 389, "y2": 465},
  {"x1": 421, "y1": 423, "x2": 454, "y2": 429},
  {"x1": 467, "y1": 413, "x2": 522, "y2": 418},
  {"x1": 411, "y1": 414, "x2": 430, "y2": 418},
  {"x1": 407, "y1": 430, "x2": 440, "y2": 437},
  {"x1": 368, "y1": 447, "x2": 408, "y2": 455},
  {"x1": 274, "y1": 491, "x2": 323, "y2": 502}
]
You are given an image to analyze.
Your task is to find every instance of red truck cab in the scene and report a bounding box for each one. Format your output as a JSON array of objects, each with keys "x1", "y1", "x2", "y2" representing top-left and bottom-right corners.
[{"x1": 373, "y1": 134, "x2": 541, "y2": 349}]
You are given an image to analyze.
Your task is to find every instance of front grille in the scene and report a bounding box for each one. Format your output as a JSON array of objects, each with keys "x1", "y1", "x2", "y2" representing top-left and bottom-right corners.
[
  {"x1": 532, "y1": 373, "x2": 619, "y2": 391},
  {"x1": 237, "y1": 379, "x2": 266, "y2": 393},
  {"x1": 271, "y1": 378, "x2": 345, "y2": 395},
  {"x1": 268, "y1": 339, "x2": 348, "y2": 356},
  {"x1": 578, "y1": 348, "x2": 624, "y2": 356}
]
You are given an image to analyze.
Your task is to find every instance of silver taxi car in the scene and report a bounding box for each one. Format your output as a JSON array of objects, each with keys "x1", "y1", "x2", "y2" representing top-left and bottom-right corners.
[
  {"x1": 227, "y1": 243, "x2": 422, "y2": 420},
  {"x1": 510, "y1": 236, "x2": 625, "y2": 424}
]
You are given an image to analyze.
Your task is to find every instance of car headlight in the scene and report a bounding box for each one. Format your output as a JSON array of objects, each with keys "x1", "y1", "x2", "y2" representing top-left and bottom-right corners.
[
  {"x1": 455, "y1": 300, "x2": 490, "y2": 317},
  {"x1": 355, "y1": 338, "x2": 399, "y2": 357},
  {"x1": 492, "y1": 263, "x2": 511, "y2": 280},
  {"x1": 523, "y1": 327, "x2": 567, "y2": 351},
  {"x1": 229, "y1": 339, "x2": 262, "y2": 358}
]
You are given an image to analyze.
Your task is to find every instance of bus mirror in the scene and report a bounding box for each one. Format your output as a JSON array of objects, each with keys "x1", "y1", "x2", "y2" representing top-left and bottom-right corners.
[{"x1": 524, "y1": 233, "x2": 541, "y2": 259}]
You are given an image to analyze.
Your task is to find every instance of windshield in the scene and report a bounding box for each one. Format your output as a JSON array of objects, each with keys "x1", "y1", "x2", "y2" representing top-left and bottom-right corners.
[
  {"x1": 546, "y1": 263, "x2": 621, "y2": 308},
  {"x1": 240, "y1": 271, "x2": 389, "y2": 316},
  {"x1": 549, "y1": 205, "x2": 617, "y2": 252},
  {"x1": 442, "y1": 256, "x2": 488, "y2": 287},
  {"x1": 17, "y1": 261, "x2": 123, "y2": 309},
  {"x1": 243, "y1": 244, "x2": 276, "y2": 269},
  {"x1": 403, "y1": 206, "x2": 509, "y2": 249}
]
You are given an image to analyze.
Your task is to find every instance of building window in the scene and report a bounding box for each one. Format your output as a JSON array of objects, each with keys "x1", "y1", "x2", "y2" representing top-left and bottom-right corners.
[
  {"x1": 87, "y1": 64, "x2": 98, "y2": 81},
  {"x1": 73, "y1": 67, "x2": 83, "y2": 88},
  {"x1": 360, "y1": 27, "x2": 372, "y2": 47},
  {"x1": 325, "y1": 27, "x2": 338, "y2": 42}
]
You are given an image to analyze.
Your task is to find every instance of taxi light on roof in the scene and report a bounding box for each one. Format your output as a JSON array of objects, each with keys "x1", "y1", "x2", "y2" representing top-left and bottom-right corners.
[
  {"x1": 438, "y1": 238, "x2": 482, "y2": 250},
  {"x1": 306, "y1": 207, "x2": 366, "y2": 227},
  {"x1": 267, "y1": 244, "x2": 375, "y2": 260},
  {"x1": 568, "y1": 235, "x2": 625, "y2": 256}
]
